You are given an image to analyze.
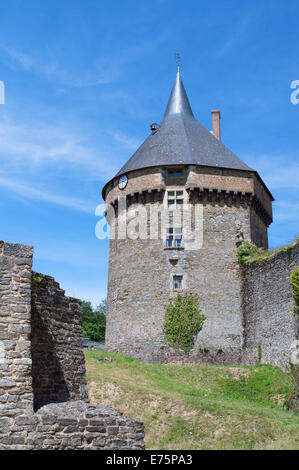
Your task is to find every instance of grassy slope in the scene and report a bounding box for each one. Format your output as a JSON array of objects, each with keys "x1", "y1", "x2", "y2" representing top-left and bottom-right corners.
[{"x1": 85, "y1": 350, "x2": 299, "y2": 450}]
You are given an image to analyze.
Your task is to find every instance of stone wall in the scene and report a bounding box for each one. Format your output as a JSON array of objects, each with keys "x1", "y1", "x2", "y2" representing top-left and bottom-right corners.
[
  {"x1": 105, "y1": 167, "x2": 163, "y2": 204},
  {"x1": 34, "y1": 402, "x2": 144, "y2": 450},
  {"x1": 106, "y1": 195, "x2": 252, "y2": 364},
  {"x1": 250, "y1": 209, "x2": 268, "y2": 249},
  {"x1": 189, "y1": 165, "x2": 254, "y2": 194},
  {"x1": 104, "y1": 161, "x2": 278, "y2": 366},
  {"x1": 0, "y1": 242, "x2": 34, "y2": 448},
  {"x1": 0, "y1": 241, "x2": 144, "y2": 450},
  {"x1": 242, "y1": 243, "x2": 299, "y2": 370},
  {"x1": 31, "y1": 272, "x2": 88, "y2": 410}
]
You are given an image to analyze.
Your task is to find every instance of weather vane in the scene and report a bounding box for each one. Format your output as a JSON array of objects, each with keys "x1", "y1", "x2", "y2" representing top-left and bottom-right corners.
[{"x1": 174, "y1": 52, "x2": 181, "y2": 70}]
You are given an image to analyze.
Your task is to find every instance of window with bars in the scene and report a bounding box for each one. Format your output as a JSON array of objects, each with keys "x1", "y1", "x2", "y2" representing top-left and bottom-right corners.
[
  {"x1": 167, "y1": 190, "x2": 184, "y2": 207},
  {"x1": 173, "y1": 275, "x2": 183, "y2": 290},
  {"x1": 166, "y1": 227, "x2": 183, "y2": 248}
]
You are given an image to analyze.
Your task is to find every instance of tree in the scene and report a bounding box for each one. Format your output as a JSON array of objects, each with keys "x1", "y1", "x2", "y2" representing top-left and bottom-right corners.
[{"x1": 80, "y1": 300, "x2": 106, "y2": 342}]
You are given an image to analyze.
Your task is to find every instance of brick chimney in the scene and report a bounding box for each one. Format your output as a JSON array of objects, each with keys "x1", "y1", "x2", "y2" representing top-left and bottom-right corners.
[{"x1": 211, "y1": 110, "x2": 221, "y2": 140}]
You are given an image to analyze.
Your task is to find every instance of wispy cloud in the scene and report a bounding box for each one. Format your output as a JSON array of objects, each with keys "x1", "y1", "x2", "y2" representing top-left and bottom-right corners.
[
  {"x1": 0, "y1": 44, "x2": 115, "y2": 87},
  {"x1": 0, "y1": 115, "x2": 118, "y2": 178},
  {"x1": 108, "y1": 130, "x2": 142, "y2": 151},
  {"x1": 244, "y1": 154, "x2": 299, "y2": 190},
  {"x1": 0, "y1": 44, "x2": 34, "y2": 70},
  {"x1": 0, "y1": 175, "x2": 94, "y2": 213},
  {"x1": 215, "y1": 18, "x2": 252, "y2": 57},
  {"x1": 273, "y1": 201, "x2": 299, "y2": 223},
  {"x1": 263, "y1": 165, "x2": 299, "y2": 190},
  {"x1": 0, "y1": 33, "x2": 167, "y2": 88}
]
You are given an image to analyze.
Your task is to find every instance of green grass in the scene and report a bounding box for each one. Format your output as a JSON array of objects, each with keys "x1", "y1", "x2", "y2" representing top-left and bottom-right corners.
[{"x1": 85, "y1": 350, "x2": 299, "y2": 450}]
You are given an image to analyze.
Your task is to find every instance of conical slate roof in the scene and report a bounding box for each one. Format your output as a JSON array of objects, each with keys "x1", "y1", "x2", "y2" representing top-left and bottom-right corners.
[{"x1": 115, "y1": 69, "x2": 253, "y2": 178}]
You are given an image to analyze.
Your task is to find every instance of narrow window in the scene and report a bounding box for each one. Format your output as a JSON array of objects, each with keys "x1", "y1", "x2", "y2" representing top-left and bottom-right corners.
[{"x1": 173, "y1": 275, "x2": 183, "y2": 291}]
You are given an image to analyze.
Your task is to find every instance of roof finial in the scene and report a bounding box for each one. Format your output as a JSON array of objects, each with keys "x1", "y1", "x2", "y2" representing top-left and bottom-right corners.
[{"x1": 174, "y1": 52, "x2": 180, "y2": 71}]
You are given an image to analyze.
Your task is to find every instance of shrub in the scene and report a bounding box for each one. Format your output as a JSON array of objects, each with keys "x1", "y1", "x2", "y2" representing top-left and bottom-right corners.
[
  {"x1": 236, "y1": 241, "x2": 263, "y2": 266},
  {"x1": 164, "y1": 293, "x2": 205, "y2": 352},
  {"x1": 80, "y1": 300, "x2": 106, "y2": 342},
  {"x1": 237, "y1": 236, "x2": 299, "y2": 267}
]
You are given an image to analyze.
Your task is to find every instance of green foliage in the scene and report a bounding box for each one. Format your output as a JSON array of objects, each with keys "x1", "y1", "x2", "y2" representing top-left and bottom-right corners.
[
  {"x1": 32, "y1": 275, "x2": 43, "y2": 284},
  {"x1": 80, "y1": 299, "x2": 106, "y2": 342},
  {"x1": 236, "y1": 241, "x2": 266, "y2": 266},
  {"x1": 237, "y1": 236, "x2": 299, "y2": 266},
  {"x1": 290, "y1": 267, "x2": 299, "y2": 310},
  {"x1": 164, "y1": 293, "x2": 205, "y2": 352}
]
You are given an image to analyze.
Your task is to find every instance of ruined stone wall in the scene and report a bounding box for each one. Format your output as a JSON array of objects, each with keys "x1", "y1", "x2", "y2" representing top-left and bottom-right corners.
[
  {"x1": 0, "y1": 242, "x2": 34, "y2": 447},
  {"x1": 0, "y1": 241, "x2": 144, "y2": 450},
  {"x1": 31, "y1": 272, "x2": 88, "y2": 410},
  {"x1": 34, "y1": 402, "x2": 144, "y2": 450},
  {"x1": 242, "y1": 243, "x2": 299, "y2": 370}
]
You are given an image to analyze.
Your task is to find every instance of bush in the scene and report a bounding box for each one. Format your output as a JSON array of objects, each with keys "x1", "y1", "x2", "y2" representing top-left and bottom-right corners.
[
  {"x1": 236, "y1": 240, "x2": 263, "y2": 266},
  {"x1": 237, "y1": 236, "x2": 299, "y2": 267},
  {"x1": 164, "y1": 293, "x2": 205, "y2": 352},
  {"x1": 80, "y1": 300, "x2": 106, "y2": 342}
]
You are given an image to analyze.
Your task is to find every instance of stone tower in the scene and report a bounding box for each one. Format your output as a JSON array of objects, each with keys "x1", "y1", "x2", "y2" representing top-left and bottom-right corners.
[{"x1": 102, "y1": 68, "x2": 273, "y2": 364}]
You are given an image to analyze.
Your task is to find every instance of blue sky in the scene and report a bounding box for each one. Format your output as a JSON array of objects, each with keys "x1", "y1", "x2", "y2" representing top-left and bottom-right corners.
[{"x1": 0, "y1": 0, "x2": 298, "y2": 306}]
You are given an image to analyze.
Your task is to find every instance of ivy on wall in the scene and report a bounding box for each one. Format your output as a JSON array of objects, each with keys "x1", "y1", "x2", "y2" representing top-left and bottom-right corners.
[
  {"x1": 164, "y1": 293, "x2": 205, "y2": 352},
  {"x1": 290, "y1": 267, "x2": 299, "y2": 313}
]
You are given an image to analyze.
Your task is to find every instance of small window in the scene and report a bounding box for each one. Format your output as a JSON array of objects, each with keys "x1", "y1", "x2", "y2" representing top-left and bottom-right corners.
[
  {"x1": 166, "y1": 227, "x2": 183, "y2": 248},
  {"x1": 173, "y1": 275, "x2": 183, "y2": 290},
  {"x1": 167, "y1": 190, "x2": 184, "y2": 207},
  {"x1": 168, "y1": 169, "x2": 184, "y2": 178}
]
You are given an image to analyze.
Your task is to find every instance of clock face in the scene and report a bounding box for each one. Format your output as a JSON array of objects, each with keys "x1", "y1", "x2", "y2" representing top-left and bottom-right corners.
[{"x1": 118, "y1": 174, "x2": 128, "y2": 190}]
